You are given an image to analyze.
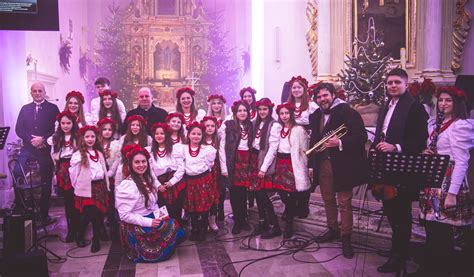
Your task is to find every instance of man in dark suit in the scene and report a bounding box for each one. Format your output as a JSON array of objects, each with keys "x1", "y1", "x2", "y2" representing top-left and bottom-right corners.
[
  {"x1": 15, "y1": 83, "x2": 60, "y2": 223},
  {"x1": 372, "y1": 68, "x2": 429, "y2": 273},
  {"x1": 309, "y1": 82, "x2": 368, "y2": 259},
  {"x1": 123, "y1": 87, "x2": 168, "y2": 134}
]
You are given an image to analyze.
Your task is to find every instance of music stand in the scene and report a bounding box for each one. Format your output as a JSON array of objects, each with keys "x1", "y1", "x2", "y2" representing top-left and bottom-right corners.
[
  {"x1": 0, "y1": 127, "x2": 10, "y2": 150},
  {"x1": 368, "y1": 151, "x2": 450, "y2": 189}
]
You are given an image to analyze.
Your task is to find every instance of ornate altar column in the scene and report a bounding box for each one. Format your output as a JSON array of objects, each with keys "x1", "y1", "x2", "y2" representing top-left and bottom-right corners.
[
  {"x1": 317, "y1": 0, "x2": 332, "y2": 81},
  {"x1": 420, "y1": 0, "x2": 443, "y2": 81},
  {"x1": 329, "y1": 0, "x2": 347, "y2": 82}
]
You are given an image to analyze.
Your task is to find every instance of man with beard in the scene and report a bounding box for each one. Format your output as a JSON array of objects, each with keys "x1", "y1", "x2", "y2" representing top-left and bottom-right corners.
[{"x1": 308, "y1": 82, "x2": 368, "y2": 259}]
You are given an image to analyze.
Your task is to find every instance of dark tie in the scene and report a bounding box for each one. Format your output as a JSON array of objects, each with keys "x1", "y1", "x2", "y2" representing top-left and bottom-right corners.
[{"x1": 34, "y1": 103, "x2": 41, "y2": 120}]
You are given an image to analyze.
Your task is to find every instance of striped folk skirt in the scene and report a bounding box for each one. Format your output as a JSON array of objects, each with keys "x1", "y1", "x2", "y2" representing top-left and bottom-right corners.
[
  {"x1": 74, "y1": 179, "x2": 109, "y2": 214},
  {"x1": 249, "y1": 149, "x2": 274, "y2": 191},
  {"x1": 184, "y1": 171, "x2": 218, "y2": 213},
  {"x1": 233, "y1": 150, "x2": 251, "y2": 188},
  {"x1": 272, "y1": 153, "x2": 296, "y2": 193},
  {"x1": 56, "y1": 158, "x2": 73, "y2": 192},
  {"x1": 157, "y1": 171, "x2": 186, "y2": 205}
]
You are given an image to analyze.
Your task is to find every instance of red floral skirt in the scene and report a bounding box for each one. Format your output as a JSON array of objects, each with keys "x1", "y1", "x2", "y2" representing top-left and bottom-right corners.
[
  {"x1": 233, "y1": 150, "x2": 251, "y2": 188},
  {"x1": 272, "y1": 153, "x2": 296, "y2": 192},
  {"x1": 75, "y1": 179, "x2": 109, "y2": 214},
  {"x1": 157, "y1": 171, "x2": 185, "y2": 205},
  {"x1": 249, "y1": 150, "x2": 274, "y2": 191},
  {"x1": 56, "y1": 158, "x2": 73, "y2": 192},
  {"x1": 184, "y1": 171, "x2": 218, "y2": 213},
  {"x1": 210, "y1": 163, "x2": 222, "y2": 201}
]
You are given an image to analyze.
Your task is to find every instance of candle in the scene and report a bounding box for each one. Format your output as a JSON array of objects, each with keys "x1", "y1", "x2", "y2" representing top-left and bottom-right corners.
[{"x1": 400, "y1": 48, "x2": 406, "y2": 69}]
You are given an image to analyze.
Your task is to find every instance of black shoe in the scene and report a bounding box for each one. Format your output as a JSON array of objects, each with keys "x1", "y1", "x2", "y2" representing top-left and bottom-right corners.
[
  {"x1": 283, "y1": 221, "x2": 293, "y2": 239},
  {"x1": 315, "y1": 229, "x2": 340, "y2": 243},
  {"x1": 240, "y1": 221, "x2": 251, "y2": 231},
  {"x1": 65, "y1": 230, "x2": 75, "y2": 243},
  {"x1": 260, "y1": 225, "x2": 282, "y2": 239},
  {"x1": 341, "y1": 235, "x2": 354, "y2": 259},
  {"x1": 99, "y1": 225, "x2": 110, "y2": 242},
  {"x1": 232, "y1": 224, "x2": 242, "y2": 235},
  {"x1": 254, "y1": 220, "x2": 268, "y2": 235},
  {"x1": 298, "y1": 207, "x2": 309, "y2": 219},
  {"x1": 90, "y1": 238, "x2": 100, "y2": 253},
  {"x1": 377, "y1": 255, "x2": 404, "y2": 273}
]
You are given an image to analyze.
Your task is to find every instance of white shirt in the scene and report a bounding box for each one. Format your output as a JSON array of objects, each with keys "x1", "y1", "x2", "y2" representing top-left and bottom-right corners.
[
  {"x1": 88, "y1": 150, "x2": 106, "y2": 181},
  {"x1": 382, "y1": 98, "x2": 402, "y2": 152},
  {"x1": 278, "y1": 127, "x2": 291, "y2": 154},
  {"x1": 104, "y1": 139, "x2": 120, "y2": 168},
  {"x1": 115, "y1": 178, "x2": 160, "y2": 227},
  {"x1": 260, "y1": 123, "x2": 282, "y2": 173},
  {"x1": 47, "y1": 135, "x2": 75, "y2": 159},
  {"x1": 146, "y1": 144, "x2": 185, "y2": 185},
  {"x1": 90, "y1": 96, "x2": 127, "y2": 126},
  {"x1": 183, "y1": 144, "x2": 217, "y2": 176},
  {"x1": 295, "y1": 101, "x2": 319, "y2": 126},
  {"x1": 253, "y1": 122, "x2": 264, "y2": 150}
]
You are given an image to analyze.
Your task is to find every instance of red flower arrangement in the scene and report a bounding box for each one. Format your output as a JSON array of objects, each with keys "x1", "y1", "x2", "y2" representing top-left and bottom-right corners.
[
  {"x1": 126, "y1": 115, "x2": 147, "y2": 126},
  {"x1": 165, "y1": 112, "x2": 186, "y2": 124},
  {"x1": 255, "y1": 98, "x2": 275, "y2": 108},
  {"x1": 97, "y1": 118, "x2": 117, "y2": 127},
  {"x1": 239, "y1": 87, "x2": 256, "y2": 98},
  {"x1": 78, "y1": 125, "x2": 99, "y2": 136},
  {"x1": 436, "y1": 86, "x2": 468, "y2": 102},
  {"x1": 200, "y1": 116, "x2": 218, "y2": 125},
  {"x1": 151, "y1": 123, "x2": 171, "y2": 134},
  {"x1": 56, "y1": 110, "x2": 78, "y2": 122},
  {"x1": 126, "y1": 146, "x2": 150, "y2": 160},
  {"x1": 99, "y1": 89, "x2": 118, "y2": 98},
  {"x1": 176, "y1": 87, "x2": 195, "y2": 99},
  {"x1": 276, "y1": 102, "x2": 296, "y2": 113},
  {"x1": 207, "y1": 94, "x2": 226, "y2": 103},
  {"x1": 231, "y1": 100, "x2": 249, "y2": 114},
  {"x1": 409, "y1": 78, "x2": 436, "y2": 106},
  {"x1": 186, "y1": 121, "x2": 204, "y2": 132},
  {"x1": 289, "y1": 76, "x2": 309, "y2": 88},
  {"x1": 66, "y1": 91, "x2": 85, "y2": 104}
]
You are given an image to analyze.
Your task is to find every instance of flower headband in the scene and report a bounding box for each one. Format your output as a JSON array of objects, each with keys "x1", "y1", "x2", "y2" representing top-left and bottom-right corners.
[
  {"x1": 308, "y1": 81, "x2": 323, "y2": 97},
  {"x1": 436, "y1": 86, "x2": 468, "y2": 101},
  {"x1": 97, "y1": 118, "x2": 117, "y2": 127},
  {"x1": 289, "y1": 76, "x2": 309, "y2": 88},
  {"x1": 126, "y1": 146, "x2": 150, "y2": 160},
  {"x1": 200, "y1": 116, "x2": 218, "y2": 125},
  {"x1": 207, "y1": 94, "x2": 226, "y2": 103},
  {"x1": 176, "y1": 87, "x2": 195, "y2": 99},
  {"x1": 121, "y1": 143, "x2": 141, "y2": 156},
  {"x1": 66, "y1": 91, "x2": 85, "y2": 104},
  {"x1": 165, "y1": 112, "x2": 185, "y2": 124},
  {"x1": 186, "y1": 121, "x2": 204, "y2": 132},
  {"x1": 56, "y1": 110, "x2": 77, "y2": 123},
  {"x1": 99, "y1": 89, "x2": 118, "y2": 98},
  {"x1": 231, "y1": 100, "x2": 249, "y2": 114},
  {"x1": 151, "y1": 122, "x2": 171, "y2": 134},
  {"x1": 126, "y1": 115, "x2": 147, "y2": 126},
  {"x1": 78, "y1": 125, "x2": 99, "y2": 136},
  {"x1": 239, "y1": 87, "x2": 256, "y2": 98},
  {"x1": 255, "y1": 98, "x2": 275, "y2": 108},
  {"x1": 276, "y1": 102, "x2": 296, "y2": 113}
]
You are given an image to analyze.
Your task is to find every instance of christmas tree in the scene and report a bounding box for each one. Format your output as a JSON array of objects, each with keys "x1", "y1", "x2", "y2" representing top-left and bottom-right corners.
[
  {"x1": 200, "y1": 11, "x2": 241, "y2": 107},
  {"x1": 338, "y1": 17, "x2": 392, "y2": 106},
  {"x1": 94, "y1": 5, "x2": 136, "y2": 109}
]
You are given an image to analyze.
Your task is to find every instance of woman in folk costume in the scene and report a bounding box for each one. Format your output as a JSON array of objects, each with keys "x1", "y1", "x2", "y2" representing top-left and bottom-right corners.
[
  {"x1": 97, "y1": 118, "x2": 120, "y2": 237},
  {"x1": 116, "y1": 146, "x2": 184, "y2": 263},
  {"x1": 91, "y1": 89, "x2": 124, "y2": 133},
  {"x1": 166, "y1": 112, "x2": 186, "y2": 144},
  {"x1": 239, "y1": 87, "x2": 258, "y2": 122},
  {"x1": 416, "y1": 86, "x2": 473, "y2": 275},
  {"x1": 48, "y1": 111, "x2": 79, "y2": 243},
  {"x1": 286, "y1": 76, "x2": 319, "y2": 127},
  {"x1": 183, "y1": 122, "x2": 218, "y2": 241},
  {"x1": 69, "y1": 126, "x2": 109, "y2": 252},
  {"x1": 206, "y1": 94, "x2": 227, "y2": 128},
  {"x1": 250, "y1": 98, "x2": 282, "y2": 238},
  {"x1": 201, "y1": 116, "x2": 222, "y2": 231},
  {"x1": 274, "y1": 103, "x2": 310, "y2": 238},
  {"x1": 146, "y1": 123, "x2": 186, "y2": 226},
  {"x1": 175, "y1": 87, "x2": 206, "y2": 127},
  {"x1": 219, "y1": 100, "x2": 254, "y2": 235},
  {"x1": 61, "y1": 90, "x2": 89, "y2": 128}
]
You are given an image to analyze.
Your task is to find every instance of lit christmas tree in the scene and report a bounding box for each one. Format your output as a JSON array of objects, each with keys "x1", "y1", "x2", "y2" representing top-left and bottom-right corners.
[
  {"x1": 338, "y1": 17, "x2": 393, "y2": 106},
  {"x1": 94, "y1": 5, "x2": 136, "y2": 109},
  {"x1": 200, "y1": 12, "x2": 241, "y2": 106}
]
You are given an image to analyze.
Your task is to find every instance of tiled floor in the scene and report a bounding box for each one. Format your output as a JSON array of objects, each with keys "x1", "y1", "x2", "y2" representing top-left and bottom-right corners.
[{"x1": 33, "y1": 197, "x2": 417, "y2": 277}]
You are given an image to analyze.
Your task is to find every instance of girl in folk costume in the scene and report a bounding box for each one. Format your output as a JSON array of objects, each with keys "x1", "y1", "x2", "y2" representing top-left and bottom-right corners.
[
  {"x1": 206, "y1": 94, "x2": 227, "y2": 128},
  {"x1": 62, "y1": 91, "x2": 89, "y2": 128},
  {"x1": 219, "y1": 100, "x2": 254, "y2": 235},
  {"x1": 274, "y1": 103, "x2": 310, "y2": 238},
  {"x1": 175, "y1": 87, "x2": 206, "y2": 127},
  {"x1": 250, "y1": 98, "x2": 282, "y2": 238},
  {"x1": 146, "y1": 123, "x2": 186, "y2": 226},
  {"x1": 47, "y1": 111, "x2": 79, "y2": 243},
  {"x1": 69, "y1": 126, "x2": 110, "y2": 252},
  {"x1": 286, "y1": 76, "x2": 319, "y2": 126},
  {"x1": 183, "y1": 122, "x2": 218, "y2": 241},
  {"x1": 166, "y1": 112, "x2": 186, "y2": 144},
  {"x1": 417, "y1": 87, "x2": 473, "y2": 275},
  {"x1": 201, "y1": 116, "x2": 222, "y2": 231},
  {"x1": 240, "y1": 87, "x2": 257, "y2": 122},
  {"x1": 116, "y1": 146, "x2": 184, "y2": 263},
  {"x1": 97, "y1": 118, "x2": 120, "y2": 237},
  {"x1": 92, "y1": 89, "x2": 124, "y2": 132}
]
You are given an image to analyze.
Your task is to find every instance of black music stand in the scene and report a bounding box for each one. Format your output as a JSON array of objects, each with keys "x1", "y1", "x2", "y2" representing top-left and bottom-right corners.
[
  {"x1": 0, "y1": 127, "x2": 9, "y2": 150},
  {"x1": 368, "y1": 151, "x2": 450, "y2": 189}
]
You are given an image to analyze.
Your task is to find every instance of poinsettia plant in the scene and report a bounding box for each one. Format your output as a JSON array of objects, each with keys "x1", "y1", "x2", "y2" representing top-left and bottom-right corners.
[{"x1": 409, "y1": 78, "x2": 436, "y2": 107}]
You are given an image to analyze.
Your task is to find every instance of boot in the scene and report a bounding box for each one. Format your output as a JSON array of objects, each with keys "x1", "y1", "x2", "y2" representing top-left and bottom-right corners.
[
  {"x1": 65, "y1": 218, "x2": 75, "y2": 243},
  {"x1": 261, "y1": 224, "x2": 282, "y2": 239},
  {"x1": 341, "y1": 234, "x2": 354, "y2": 259},
  {"x1": 208, "y1": 215, "x2": 219, "y2": 232},
  {"x1": 90, "y1": 211, "x2": 101, "y2": 253},
  {"x1": 254, "y1": 219, "x2": 268, "y2": 235},
  {"x1": 91, "y1": 237, "x2": 101, "y2": 253},
  {"x1": 198, "y1": 215, "x2": 207, "y2": 242},
  {"x1": 189, "y1": 214, "x2": 199, "y2": 241},
  {"x1": 377, "y1": 254, "x2": 405, "y2": 273},
  {"x1": 217, "y1": 203, "x2": 225, "y2": 222},
  {"x1": 315, "y1": 228, "x2": 340, "y2": 243},
  {"x1": 98, "y1": 221, "x2": 110, "y2": 241},
  {"x1": 75, "y1": 213, "x2": 88, "y2": 248},
  {"x1": 232, "y1": 220, "x2": 242, "y2": 235},
  {"x1": 283, "y1": 219, "x2": 293, "y2": 239}
]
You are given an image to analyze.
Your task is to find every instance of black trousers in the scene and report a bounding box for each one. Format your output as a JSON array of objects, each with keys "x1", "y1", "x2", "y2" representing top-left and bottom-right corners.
[
  {"x1": 382, "y1": 193, "x2": 412, "y2": 257},
  {"x1": 278, "y1": 191, "x2": 296, "y2": 222},
  {"x1": 158, "y1": 190, "x2": 185, "y2": 226},
  {"x1": 255, "y1": 190, "x2": 278, "y2": 226},
  {"x1": 63, "y1": 189, "x2": 78, "y2": 232},
  {"x1": 230, "y1": 185, "x2": 247, "y2": 224},
  {"x1": 422, "y1": 221, "x2": 454, "y2": 275}
]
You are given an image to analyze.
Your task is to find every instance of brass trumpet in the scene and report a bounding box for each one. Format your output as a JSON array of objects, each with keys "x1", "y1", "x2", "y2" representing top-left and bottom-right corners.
[{"x1": 305, "y1": 124, "x2": 348, "y2": 156}]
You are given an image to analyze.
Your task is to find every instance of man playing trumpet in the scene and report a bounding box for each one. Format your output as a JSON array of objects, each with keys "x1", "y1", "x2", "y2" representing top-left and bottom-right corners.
[{"x1": 308, "y1": 82, "x2": 368, "y2": 259}]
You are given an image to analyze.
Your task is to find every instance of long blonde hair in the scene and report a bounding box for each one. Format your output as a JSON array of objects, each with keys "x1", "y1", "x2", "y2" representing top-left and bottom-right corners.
[{"x1": 206, "y1": 98, "x2": 227, "y2": 121}]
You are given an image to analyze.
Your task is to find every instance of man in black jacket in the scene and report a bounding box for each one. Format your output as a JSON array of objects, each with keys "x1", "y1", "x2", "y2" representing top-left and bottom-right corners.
[
  {"x1": 309, "y1": 82, "x2": 368, "y2": 259},
  {"x1": 15, "y1": 83, "x2": 60, "y2": 223},
  {"x1": 123, "y1": 87, "x2": 168, "y2": 134},
  {"x1": 372, "y1": 68, "x2": 428, "y2": 273}
]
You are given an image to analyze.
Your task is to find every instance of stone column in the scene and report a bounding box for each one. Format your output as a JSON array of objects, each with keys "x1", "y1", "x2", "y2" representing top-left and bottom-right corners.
[
  {"x1": 317, "y1": 0, "x2": 332, "y2": 81},
  {"x1": 421, "y1": 0, "x2": 443, "y2": 80}
]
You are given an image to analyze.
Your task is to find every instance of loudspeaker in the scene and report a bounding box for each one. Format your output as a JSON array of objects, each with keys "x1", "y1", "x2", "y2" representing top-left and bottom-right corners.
[
  {"x1": 3, "y1": 212, "x2": 35, "y2": 256},
  {"x1": 4, "y1": 249, "x2": 49, "y2": 277}
]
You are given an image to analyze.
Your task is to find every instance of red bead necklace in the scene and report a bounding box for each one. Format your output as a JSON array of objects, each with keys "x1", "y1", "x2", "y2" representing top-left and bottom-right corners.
[
  {"x1": 157, "y1": 147, "x2": 167, "y2": 158},
  {"x1": 88, "y1": 149, "x2": 99, "y2": 162},
  {"x1": 189, "y1": 144, "x2": 200, "y2": 157},
  {"x1": 171, "y1": 136, "x2": 180, "y2": 144},
  {"x1": 280, "y1": 127, "x2": 290, "y2": 139},
  {"x1": 241, "y1": 129, "x2": 249, "y2": 140},
  {"x1": 183, "y1": 113, "x2": 192, "y2": 126}
]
